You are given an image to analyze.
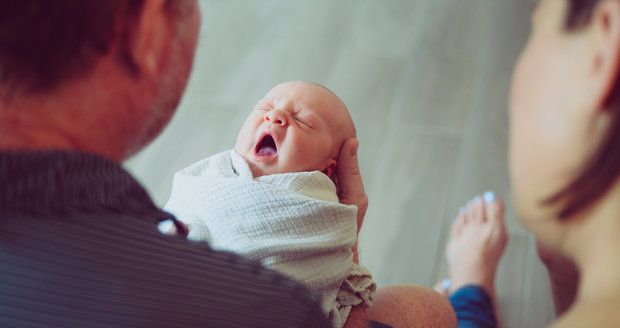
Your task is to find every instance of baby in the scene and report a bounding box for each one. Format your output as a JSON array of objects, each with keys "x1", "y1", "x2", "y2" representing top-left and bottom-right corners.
[{"x1": 163, "y1": 81, "x2": 375, "y2": 328}]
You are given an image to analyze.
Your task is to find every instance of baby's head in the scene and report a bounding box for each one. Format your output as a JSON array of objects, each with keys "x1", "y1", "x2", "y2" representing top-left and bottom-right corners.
[{"x1": 235, "y1": 81, "x2": 356, "y2": 179}]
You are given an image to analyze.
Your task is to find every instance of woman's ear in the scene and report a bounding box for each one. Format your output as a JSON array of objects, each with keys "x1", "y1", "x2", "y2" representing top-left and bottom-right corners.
[
  {"x1": 589, "y1": 0, "x2": 620, "y2": 111},
  {"x1": 125, "y1": 0, "x2": 170, "y2": 77},
  {"x1": 323, "y1": 159, "x2": 338, "y2": 183}
]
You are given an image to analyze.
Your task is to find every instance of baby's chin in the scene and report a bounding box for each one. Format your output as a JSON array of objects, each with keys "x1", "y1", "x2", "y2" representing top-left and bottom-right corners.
[
  {"x1": 239, "y1": 153, "x2": 277, "y2": 178},
  {"x1": 244, "y1": 159, "x2": 310, "y2": 178}
]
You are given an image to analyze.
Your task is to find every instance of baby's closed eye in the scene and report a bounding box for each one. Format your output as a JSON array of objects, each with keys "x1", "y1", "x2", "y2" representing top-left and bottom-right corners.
[{"x1": 293, "y1": 115, "x2": 312, "y2": 128}]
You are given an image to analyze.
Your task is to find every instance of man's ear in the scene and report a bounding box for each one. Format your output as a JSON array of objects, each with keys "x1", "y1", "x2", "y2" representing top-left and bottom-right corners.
[
  {"x1": 125, "y1": 0, "x2": 170, "y2": 77},
  {"x1": 589, "y1": 0, "x2": 620, "y2": 111},
  {"x1": 323, "y1": 159, "x2": 338, "y2": 182}
]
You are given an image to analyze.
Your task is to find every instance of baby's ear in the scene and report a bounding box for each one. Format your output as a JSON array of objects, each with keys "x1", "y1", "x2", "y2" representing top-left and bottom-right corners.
[{"x1": 323, "y1": 159, "x2": 338, "y2": 183}]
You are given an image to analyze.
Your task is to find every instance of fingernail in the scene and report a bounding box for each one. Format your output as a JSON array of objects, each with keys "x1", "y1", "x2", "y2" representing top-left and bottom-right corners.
[
  {"x1": 484, "y1": 191, "x2": 497, "y2": 203},
  {"x1": 459, "y1": 207, "x2": 465, "y2": 214},
  {"x1": 442, "y1": 279, "x2": 452, "y2": 290},
  {"x1": 473, "y1": 196, "x2": 482, "y2": 203}
]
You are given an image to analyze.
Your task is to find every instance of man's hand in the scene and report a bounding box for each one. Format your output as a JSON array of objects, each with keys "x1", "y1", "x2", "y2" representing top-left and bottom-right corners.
[{"x1": 337, "y1": 138, "x2": 368, "y2": 264}]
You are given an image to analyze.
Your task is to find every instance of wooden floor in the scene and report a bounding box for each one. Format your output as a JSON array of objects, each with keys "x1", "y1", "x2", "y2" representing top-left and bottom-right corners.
[{"x1": 126, "y1": 0, "x2": 556, "y2": 326}]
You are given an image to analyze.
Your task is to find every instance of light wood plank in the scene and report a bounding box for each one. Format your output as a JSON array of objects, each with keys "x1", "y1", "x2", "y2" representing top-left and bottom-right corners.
[{"x1": 358, "y1": 129, "x2": 460, "y2": 287}]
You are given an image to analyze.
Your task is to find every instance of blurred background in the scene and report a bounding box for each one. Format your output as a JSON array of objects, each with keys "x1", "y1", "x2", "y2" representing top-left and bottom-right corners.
[{"x1": 126, "y1": 0, "x2": 555, "y2": 326}]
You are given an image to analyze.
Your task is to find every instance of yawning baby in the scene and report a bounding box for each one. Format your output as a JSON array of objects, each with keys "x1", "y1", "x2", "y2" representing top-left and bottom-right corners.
[{"x1": 163, "y1": 81, "x2": 376, "y2": 328}]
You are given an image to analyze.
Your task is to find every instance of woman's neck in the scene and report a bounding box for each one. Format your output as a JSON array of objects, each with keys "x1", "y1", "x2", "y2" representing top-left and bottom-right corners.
[
  {"x1": 569, "y1": 189, "x2": 620, "y2": 307},
  {"x1": 576, "y1": 246, "x2": 620, "y2": 306},
  {"x1": 555, "y1": 245, "x2": 620, "y2": 328}
]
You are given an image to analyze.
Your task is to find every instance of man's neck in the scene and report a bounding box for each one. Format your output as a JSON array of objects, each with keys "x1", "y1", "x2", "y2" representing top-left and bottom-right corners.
[
  {"x1": 0, "y1": 54, "x2": 149, "y2": 163},
  {"x1": 0, "y1": 125, "x2": 123, "y2": 162},
  {"x1": 0, "y1": 120, "x2": 75, "y2": 150},
  {"x1": 0, "y1": 93, "x2": 125, "y2": 162}
]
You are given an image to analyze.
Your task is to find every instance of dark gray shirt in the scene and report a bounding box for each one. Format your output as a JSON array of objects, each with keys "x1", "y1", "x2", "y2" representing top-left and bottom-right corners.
[{"x1": 0, "y1": 151, "x2": 330, "y2": 328}]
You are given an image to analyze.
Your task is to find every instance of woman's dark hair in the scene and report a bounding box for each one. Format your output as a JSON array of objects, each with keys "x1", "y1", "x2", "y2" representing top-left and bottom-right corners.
[
  {"x1": 546, "y1": 0, "x2": 620, "y2": 219},
  {"x1": 0, "y1": 0, "x2": 150, "y2": 94}
]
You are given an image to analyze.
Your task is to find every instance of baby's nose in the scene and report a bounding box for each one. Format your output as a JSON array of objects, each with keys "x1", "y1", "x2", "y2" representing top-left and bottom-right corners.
[{"x1": 265, "y1": 110, "x2": 288, "y2": 127}]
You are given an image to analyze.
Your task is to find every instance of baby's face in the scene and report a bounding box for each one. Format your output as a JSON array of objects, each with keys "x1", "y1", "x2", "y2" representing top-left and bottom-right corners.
[{"x1": 235, "y1": 81, "x2": 354, "y2": 178}]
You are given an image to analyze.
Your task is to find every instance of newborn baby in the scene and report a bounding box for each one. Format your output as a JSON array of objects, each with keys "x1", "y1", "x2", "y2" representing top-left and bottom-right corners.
[{"x1": 164, "y1": 81, "x2": 375, "y2": 328}]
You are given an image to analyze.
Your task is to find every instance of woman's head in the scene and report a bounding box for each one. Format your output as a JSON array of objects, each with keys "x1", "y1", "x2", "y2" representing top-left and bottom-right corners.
[{"x1": 510, "y1": 0, "x2": 620, "y2": 249}]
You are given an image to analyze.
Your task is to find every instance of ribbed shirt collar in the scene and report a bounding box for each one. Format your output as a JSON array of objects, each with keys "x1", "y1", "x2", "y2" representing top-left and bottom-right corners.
[{"x1": 0, "y1": 150, "x2": 165, "y2": 221}]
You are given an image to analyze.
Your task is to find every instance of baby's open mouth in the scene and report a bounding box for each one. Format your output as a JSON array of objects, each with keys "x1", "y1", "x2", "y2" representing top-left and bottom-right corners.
[{"x1": 255, "y1": 134, "x2": 278, "y2": 157}]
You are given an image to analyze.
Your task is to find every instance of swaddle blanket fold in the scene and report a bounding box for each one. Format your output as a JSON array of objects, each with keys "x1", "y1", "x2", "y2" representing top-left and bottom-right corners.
[{"x1": 165, "y1": 150, "x2": 376, "y2": 328}]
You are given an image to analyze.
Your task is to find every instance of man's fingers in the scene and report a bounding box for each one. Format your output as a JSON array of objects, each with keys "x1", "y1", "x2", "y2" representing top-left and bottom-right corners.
[
  {"x1": 337, "y1": 138, "x2": 368, "y2": 233},
  {"x1": 337, "y1": 138, "x2": 364, "y2": 202}
]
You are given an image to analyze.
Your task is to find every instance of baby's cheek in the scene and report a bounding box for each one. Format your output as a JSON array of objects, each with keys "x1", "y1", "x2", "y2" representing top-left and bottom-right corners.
[
  {"x1": 319, "y1": 134, "x2": 338, "y2": 160},
  {"x1": 233, "y1": 132, "x2": 248, "y2": 153},
  {"x1": 309, "y1": 141, "x2": 333, "y2": 169},
  {"x1": 281, "y1": 143, "x2": 309, "y2": 171},
  {"x1": 235, "y1": 123, "x2": 257, "y2": 152}
]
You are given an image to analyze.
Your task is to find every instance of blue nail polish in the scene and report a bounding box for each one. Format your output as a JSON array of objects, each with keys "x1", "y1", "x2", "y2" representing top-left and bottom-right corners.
[
  {"x1": 484, "y1": 191, "x2": 497, "y2": 203},
  {"x1": 442, "y1": 279, "x2": 452, "y2": 290}
]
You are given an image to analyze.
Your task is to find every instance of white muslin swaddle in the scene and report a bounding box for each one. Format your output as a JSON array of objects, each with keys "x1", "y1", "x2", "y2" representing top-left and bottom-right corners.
[{"x1": 164, "y1": 150, "x2": 376, "y2": 328}]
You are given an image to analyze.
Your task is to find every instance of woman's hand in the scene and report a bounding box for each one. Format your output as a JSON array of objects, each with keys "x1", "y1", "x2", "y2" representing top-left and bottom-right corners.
[{"x1": 337, "y1": 138, "x2": 368, "y2": 264}]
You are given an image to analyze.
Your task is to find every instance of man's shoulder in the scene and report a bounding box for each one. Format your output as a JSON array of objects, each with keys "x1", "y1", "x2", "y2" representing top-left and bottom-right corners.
[
  {"x1": 0, "y1": 209, "x2": 330, "y2": 327},
  {"x1": 145, "y1": 233, "x2": 329, "y2": 327}
]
